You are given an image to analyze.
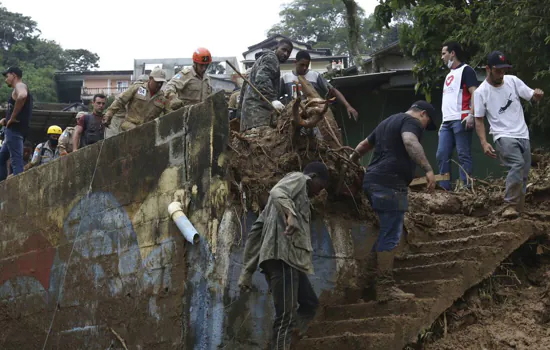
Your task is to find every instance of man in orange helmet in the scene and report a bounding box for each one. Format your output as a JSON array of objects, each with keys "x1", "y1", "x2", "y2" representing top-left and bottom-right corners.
[{"x1": 164, "y1": 47, "x2": 213, "y2": 111}]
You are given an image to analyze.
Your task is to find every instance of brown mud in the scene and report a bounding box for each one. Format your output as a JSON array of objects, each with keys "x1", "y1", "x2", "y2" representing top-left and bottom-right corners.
[{"x1": 411, "y1": 239, "x2": 550, "y2": 350}]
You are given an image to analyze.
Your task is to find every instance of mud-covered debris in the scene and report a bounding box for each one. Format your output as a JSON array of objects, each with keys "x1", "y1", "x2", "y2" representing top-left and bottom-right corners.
[{"x1": 227, "y1": 76, "x2": 371, "y2": 220}]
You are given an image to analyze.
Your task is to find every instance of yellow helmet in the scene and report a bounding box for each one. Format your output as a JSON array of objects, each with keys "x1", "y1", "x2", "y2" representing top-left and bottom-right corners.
[{"x1": 47, "y1": 125, "x2": 62, "y2": 135}]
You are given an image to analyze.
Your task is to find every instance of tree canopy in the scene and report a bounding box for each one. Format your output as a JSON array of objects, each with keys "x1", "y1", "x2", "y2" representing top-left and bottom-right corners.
[
  {"x1": 375, "y1": 0, "x2": 550, "y2": 129},
  {"x1": 268, "y1": 0, "x2": 398, "y2": 57},
  {"x1": 0, "y1": 2, "x2": 100, "y2": 102}
]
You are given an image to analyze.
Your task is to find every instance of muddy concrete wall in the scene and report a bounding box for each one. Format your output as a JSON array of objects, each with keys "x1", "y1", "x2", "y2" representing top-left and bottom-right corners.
[{"x1": 0, "y1": 91, "x2": 378, "y2": 349}]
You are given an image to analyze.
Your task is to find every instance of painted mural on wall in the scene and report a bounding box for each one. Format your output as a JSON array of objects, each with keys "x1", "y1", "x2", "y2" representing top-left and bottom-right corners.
[
  {"x1": 0, "y1": 192, "x2": 176, "y2": 328},
  {"x1": 0, "y1": 190, "x2": 347, "y2": 349}
]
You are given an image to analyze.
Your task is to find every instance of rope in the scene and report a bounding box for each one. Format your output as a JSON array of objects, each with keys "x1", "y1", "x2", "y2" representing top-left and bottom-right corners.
[{"x1": 42, "y1": 139, "x2": 105, "y2": 349}]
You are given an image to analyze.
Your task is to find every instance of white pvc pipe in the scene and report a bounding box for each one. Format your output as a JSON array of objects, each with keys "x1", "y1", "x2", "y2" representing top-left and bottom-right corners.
[{"x1": 168, "y1": 201, "x2": 200, "y2": 244}]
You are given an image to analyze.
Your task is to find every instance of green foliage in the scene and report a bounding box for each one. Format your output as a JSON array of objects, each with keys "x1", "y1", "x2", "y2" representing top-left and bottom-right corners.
[
  {"x1": 0, "y1": 2, "x2": 100, "y2": 103},
  {"x1": 375, "y1": 0, "x2": 550, "y2": 129},
  {"x1": 63, "y1": 49, "x2": 100, "y2": 72},
  {"x1": 0, "y1": 5, "x2": 39, "y2": 50},
  {"x1": 105, "y1": 95, "x2": 115, "y2": 109},
  {"x1": 268, "y1": 0, "x2": 398, "y2": 56}
]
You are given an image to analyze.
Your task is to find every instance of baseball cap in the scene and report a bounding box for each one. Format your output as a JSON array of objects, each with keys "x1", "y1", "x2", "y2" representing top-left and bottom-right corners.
[
  {"x1": 149, "y1": 68, "x2": 167, "y2": 82},
  {"x1": 2, "y1": 67, "x2": 23, "y2": 78},
  {"x1": 410, "y1": 100, "x2": 439, "y2": 131},
  {"x1": 487, "y1": 51, "x2": 512, "y2": 69}
]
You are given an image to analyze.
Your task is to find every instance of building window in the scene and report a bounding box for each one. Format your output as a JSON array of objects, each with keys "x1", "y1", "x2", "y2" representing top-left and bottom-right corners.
[{"x1": 116, "y1": 81, "x2": 129, "y2": 92}]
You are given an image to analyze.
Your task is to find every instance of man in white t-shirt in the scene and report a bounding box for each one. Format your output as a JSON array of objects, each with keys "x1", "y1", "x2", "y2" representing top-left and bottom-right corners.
[
  {"x1": 280, "y1": 50, "x2": 358, "y2": 121},
  {"x1": 437, "y1": 42, "x2": 479, "y2": 190},
  {"x1": 474, "y1": 51, "x2": 544, "y2": 218}
]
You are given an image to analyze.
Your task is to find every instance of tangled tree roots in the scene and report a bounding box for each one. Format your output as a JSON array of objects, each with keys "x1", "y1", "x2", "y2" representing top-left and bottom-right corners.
[{"x1": 227, "y1": 76, "x2": 373, "y2": 220}]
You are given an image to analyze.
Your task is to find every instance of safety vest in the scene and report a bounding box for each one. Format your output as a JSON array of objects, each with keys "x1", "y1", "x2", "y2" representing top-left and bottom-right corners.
[
  {"x1": 81, "y1": 113, "x2": 104, "y2": 147},
  {"x1": 442, "y1": 64, "x2": 471, "y2": 122}
]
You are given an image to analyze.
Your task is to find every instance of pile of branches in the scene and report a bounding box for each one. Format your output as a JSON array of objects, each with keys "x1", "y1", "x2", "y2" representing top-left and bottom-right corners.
[{"x1": 227, "y1": 76, "x2": 372, "y2": 220}]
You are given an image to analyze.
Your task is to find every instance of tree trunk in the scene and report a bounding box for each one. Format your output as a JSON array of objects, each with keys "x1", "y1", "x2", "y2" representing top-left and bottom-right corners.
[{"x1": 342, "y1": 0, "x2": 363, "y2": 71}]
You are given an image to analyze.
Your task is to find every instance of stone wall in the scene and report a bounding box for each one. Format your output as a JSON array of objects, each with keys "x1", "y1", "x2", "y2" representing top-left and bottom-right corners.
[{"x1": 0, "y1": 91, "x2": 376, "y2": 349}]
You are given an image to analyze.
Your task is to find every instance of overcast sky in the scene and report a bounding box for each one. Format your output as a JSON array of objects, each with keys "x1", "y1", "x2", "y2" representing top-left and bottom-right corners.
[{"x1": 2, "y1": 0, "x2": 379, "y2": 70}]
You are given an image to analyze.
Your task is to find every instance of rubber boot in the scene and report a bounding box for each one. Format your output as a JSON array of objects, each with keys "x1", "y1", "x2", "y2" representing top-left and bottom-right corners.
[
  {"x1": 375, "y1": 251, "x2": 414, "y2": 302},
  {"x1": 359, "y1": 253, "x2": 378, "y2": 302},
  {"x1": 366, "y1": 252, "x2": 378, "y2": 280}
]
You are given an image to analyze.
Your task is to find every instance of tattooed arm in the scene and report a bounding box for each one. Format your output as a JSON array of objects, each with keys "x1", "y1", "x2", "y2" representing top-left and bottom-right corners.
[{"x1": 402, "y1": 131, "x2": 435, "y2": 191}]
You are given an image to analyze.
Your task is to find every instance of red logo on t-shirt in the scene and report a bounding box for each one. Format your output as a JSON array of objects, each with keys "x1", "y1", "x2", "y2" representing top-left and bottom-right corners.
[{"x1": 445, "y1": 75, "x2": 454, "y2": 86}]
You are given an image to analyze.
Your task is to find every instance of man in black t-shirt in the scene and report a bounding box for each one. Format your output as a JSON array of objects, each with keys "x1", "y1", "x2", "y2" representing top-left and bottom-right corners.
[{"x1": 350, "y1": 101, "x2": 438, "y2": 302}]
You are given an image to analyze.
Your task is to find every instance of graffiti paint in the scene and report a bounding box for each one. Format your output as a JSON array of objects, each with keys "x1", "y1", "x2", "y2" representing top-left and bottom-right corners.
[
  {"x1": 0, "y1": 192, "x2": 176, "y2": 324},
  {"x1": 0, "y1": 233, "x2": 56, "y2": 293},
  {"x1": 184, "y1": 210, "x2": 339, "y2": 350}
]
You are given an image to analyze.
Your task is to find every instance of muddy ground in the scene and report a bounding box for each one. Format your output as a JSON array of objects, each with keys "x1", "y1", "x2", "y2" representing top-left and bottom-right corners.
[{"x1": 407, "y1": 240, "x2": 550, "y2": 350}]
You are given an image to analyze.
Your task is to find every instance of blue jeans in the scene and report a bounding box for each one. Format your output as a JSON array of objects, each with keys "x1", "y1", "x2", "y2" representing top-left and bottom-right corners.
[
  {"x1": 495, "y1": 137, "x2": 531, "y2": 207},
  {"x1": 0, "y1": 128, "x2": 24, "y2": 181},
  {"x1": 436, "y1": 120, "x2": 473, "y2": 190},
  {"x1": 364, "y1": 183, "x2": 408, "y2": 252}
]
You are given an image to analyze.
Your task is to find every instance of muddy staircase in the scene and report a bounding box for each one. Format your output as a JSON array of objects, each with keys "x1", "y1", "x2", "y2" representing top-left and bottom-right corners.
[{"x1": 295, "y1": 218, "x2": 548, "y2": 350}]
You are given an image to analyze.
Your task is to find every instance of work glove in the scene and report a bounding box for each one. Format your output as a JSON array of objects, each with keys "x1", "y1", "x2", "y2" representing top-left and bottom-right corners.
[
  {"x1": 169, "y1": 98, "x2": 183, "y2": 111},
  {"x1": 462, "y1": 114, "x2": 474, "y2": 130},
  {"x1": 271, "y1": 100, "x2": 285, "y2": 111}
]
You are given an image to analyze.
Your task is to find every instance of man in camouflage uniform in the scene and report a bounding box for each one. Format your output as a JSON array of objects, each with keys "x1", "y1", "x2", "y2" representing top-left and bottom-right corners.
[
  {"x1": 239, "y1": 162, "x2": 329, "y2": 350},
  {"x1": 25, "y1": 125, "x2": 62, "y2": 170},
  {"x1": 103, "y1": 68, "x2": 168, "y2": 134},
  {"x1": 58, "y1": 111, "x2": 86, "y2": 156},
  {"x1": 228, "y1": 89, "x2": 240, "y2": 110},
  {"x1": 228, "y1": 88, "x2": 240, "y2": 120},
  {"x1": 240, "y1": 39, "x2": 293, "y2": 132},
  {"x1": 164, "y1": 48, "x2": 213, "y2": 111},
  {"x1": 229, "y1": 68, "x2": 252, "y2": 120}
]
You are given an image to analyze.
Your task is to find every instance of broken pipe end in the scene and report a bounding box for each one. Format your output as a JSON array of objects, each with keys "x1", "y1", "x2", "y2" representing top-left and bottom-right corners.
[{"x1": 168, "y1": 201, "x2": 200, "y2": 245}]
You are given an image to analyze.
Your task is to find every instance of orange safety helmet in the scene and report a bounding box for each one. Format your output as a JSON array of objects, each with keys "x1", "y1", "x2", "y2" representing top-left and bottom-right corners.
[{"x1": 193, "y1": 48, "x2": 212, "y2": 65}]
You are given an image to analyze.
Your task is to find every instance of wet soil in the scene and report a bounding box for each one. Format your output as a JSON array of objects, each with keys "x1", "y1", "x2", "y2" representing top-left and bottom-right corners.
[{"x1": 411, "y1": 240, "x2": 550, "y2": 350}]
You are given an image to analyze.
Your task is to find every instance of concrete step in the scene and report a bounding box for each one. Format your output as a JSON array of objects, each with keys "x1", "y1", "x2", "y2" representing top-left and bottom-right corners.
[
  {"x1": 409, "y1": 225, "x2": 491, "y2": 243},
  {"x1": 323, "y1": 298, "x2": 434, "y2": 322},
  {"x1": 408, "y1": 232, "x2": 518, "y2": 254},
  {"x1": 409, "y1": 220, "x2": 533, "y2": 244},
  {"x1": 307, "y1": 316, "x2": 415, "y2": 338},
  {"x1": 295, "y1": 333, "x2": 394, "y2": 350},
  {"x1": 393, "y1": 260, "x2": 479, "y2": 282},
  {"x1": 396, "y1": 278, "x2": 462, "y2": 298},
  {"x1": 395, "y1": 246, "x2": 501, "y2": 268}
]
